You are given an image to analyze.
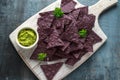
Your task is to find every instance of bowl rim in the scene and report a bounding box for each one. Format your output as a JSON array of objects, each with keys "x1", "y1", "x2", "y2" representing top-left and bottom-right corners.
[{"x1": 16, "y1": 27, "x2": 39, "y2": 49}]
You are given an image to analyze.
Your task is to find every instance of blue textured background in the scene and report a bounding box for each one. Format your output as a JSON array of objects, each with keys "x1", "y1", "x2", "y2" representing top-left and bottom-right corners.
[{"x1": 0, "y1": 0, "x2": 120, "y2": 80}]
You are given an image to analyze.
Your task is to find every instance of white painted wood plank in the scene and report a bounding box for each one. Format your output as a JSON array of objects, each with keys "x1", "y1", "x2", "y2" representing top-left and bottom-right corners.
[{"x1": 89, "y1": 0, "x2": 118, "y2": 16}]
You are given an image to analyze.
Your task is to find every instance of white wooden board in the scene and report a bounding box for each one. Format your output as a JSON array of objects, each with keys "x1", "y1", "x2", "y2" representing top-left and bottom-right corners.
[{"x1": 9, "y1": 0, "x2": 118, "y2": 80}]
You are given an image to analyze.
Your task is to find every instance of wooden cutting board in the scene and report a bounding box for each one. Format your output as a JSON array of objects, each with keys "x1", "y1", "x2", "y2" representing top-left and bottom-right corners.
[{"x1": 9, "y1": 0, "x2": 118, "y2": 80}]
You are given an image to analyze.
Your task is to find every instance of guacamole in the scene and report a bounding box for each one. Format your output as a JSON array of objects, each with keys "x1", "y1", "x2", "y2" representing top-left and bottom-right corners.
[{"x1": 18, "y1": 28, "x2": 37, "y2": 47}]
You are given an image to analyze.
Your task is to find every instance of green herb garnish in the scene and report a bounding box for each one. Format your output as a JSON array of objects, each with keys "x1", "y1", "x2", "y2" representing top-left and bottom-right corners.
[
  {"x1": 53, "y1": 7, "x2": 64, "y2": 18},
  {"x1": 37, "y1": 53, "x2": 47, "y2": 61},
  {"x1": 78, "y1": 29, "x2": 87, "y2": 38}
]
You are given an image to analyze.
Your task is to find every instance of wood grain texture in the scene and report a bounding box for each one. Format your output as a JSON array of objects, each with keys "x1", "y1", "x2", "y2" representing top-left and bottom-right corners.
[{"x1": 0, "y1": 0, "x2": 119, "y2": 80}]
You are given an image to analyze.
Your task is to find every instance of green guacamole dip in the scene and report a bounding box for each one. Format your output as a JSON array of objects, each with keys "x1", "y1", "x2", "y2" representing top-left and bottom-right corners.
[{"x1": 18, "y1": 28, "x2": 37, "y2": 47}]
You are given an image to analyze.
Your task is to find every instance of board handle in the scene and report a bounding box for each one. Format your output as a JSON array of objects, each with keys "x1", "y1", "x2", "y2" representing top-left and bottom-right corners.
[{"x1": 89, "y1": 0, "x2": 118, "y2": 16}]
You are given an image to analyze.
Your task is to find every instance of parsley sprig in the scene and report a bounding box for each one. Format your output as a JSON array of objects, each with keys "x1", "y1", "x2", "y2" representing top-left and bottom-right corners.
[
  {"x1": 53, "y1": 7, "x2": 64, "y2": 18},
  {"x1": 78, "y1": 29, "x2": 87, "y2": 38},
  {"x1": 37, "y1": 53, "x2": 47, "y2": 61}
]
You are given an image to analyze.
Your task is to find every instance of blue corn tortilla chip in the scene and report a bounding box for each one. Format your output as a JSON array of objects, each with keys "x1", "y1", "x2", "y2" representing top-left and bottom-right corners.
[
  {"x1": 72, "y1": 50, "x2": 86, "y2": 59},
  {"x1": 53, "y1": 18, "x2": 64, "y2": 29},
  {"x1": 87, "y1": 30, "x2": 102, "y2": 44},
  {"x1": 55, "y1": 50, "x2": 73, "y2": 58},
  {"x1": 65, "y1": 20, "x2": 78, "y2": 32},
  {"x1": 61, "y1": 0, "x2": 73, "y2": 7},
  {"x1": 47, "y1": 28, "x2": 64, "y2": 49},
  {"x1": 65, "y1": 57, "x2": 78, "y2": 66},
  {"x1": 76, "y1": 14, "x2": 96, "y2": 31},
  {"x1": 65, "y1": 42, "x2": 84, "y2": 54},
  {"x1": 60, "y1": 21, "x2": 80, "y2": 43},
  {"x1": 63, "y1": 15, "x2": 72, "y2": 25},
  {"x1": 78, "y1": 6, "x2": 88, "y2": 20},
  {"x1": 41, "y1": 62, "x2": 63, "y2": 80},
  {"x1": 39, "y1": 11, "x2": 53, "y2": 17},
  {"x1": 37, "y1": 27, "x2": 53, "y2": 40},
  {"x1": 61, "y1": 0, "x2": 76, "y2": 13},
  {"x1": 67, "y1": 8, "x2": 81, "y2": 20},
  {"x1": 45, "y1": 55, "x2": 63, "y2": 61},
  {"x1": 52, "y1": 18, "x2": 65, "y2": 34},
  {"x1": 83, "y1": 31, "x2": 102, "y2": 52},
  {"x1": 65, "y1": 50, "x2": 86, "y2": 66},
  {"x1": 37, "y1": 12, "x2": 54, "y2": 29},
  {"x1": 61, "y1": 32, "x2": 80, "y2": 44},
  {"x1": 61, "y1": 41, "x2": 70, "y2": 51},
  {"x1": 84, "y1": 42, "x2": 93, "y2": 52}
]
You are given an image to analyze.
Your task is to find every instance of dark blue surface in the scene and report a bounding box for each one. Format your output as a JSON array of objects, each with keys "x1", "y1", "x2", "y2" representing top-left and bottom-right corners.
[{"x1": 0, "y1": 0, "x2": 120, "y2": 80}]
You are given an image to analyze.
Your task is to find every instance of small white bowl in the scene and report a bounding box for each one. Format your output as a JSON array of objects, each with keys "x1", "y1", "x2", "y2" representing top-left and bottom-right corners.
[{"x1": 16, "y1": 27, "x2": 39, "y2": 49}]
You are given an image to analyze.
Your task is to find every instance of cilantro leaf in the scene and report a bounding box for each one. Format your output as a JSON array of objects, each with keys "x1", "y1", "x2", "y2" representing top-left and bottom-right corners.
[
  {"x1": 37, "y1": 53, "x2": 47, "y2": 61},
  {"x1": 78, "y1": 29, "x2": 87, "y2": 38},
  {"x1": 53, "y1": 7, "x2": 64, "y2": 18}
]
